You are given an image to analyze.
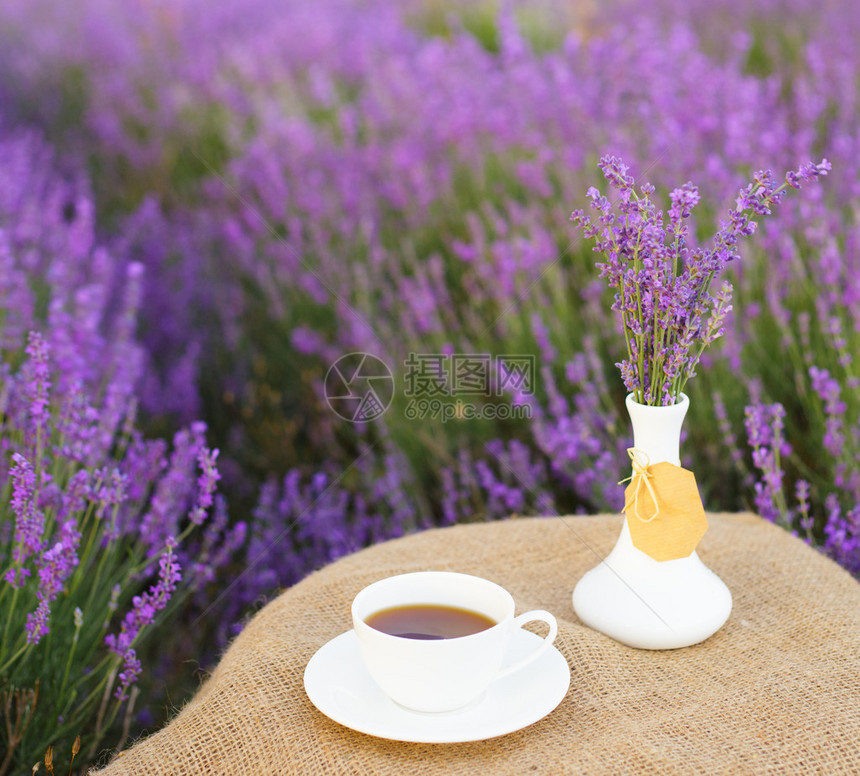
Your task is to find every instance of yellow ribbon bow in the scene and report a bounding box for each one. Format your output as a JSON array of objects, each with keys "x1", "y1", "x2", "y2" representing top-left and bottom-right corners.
[{"x1": 618, "y1": 448, "x2": 661, "y2": 523}]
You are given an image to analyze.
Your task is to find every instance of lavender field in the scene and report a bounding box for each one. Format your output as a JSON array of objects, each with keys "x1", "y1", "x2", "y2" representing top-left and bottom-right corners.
[{"x1": 0, "y1": 0, "x2": 858, "y2": 767}]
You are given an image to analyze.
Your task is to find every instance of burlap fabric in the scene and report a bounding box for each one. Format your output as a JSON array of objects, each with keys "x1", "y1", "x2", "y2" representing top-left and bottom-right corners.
[{"x1": 92, "y1": 513, "x2": 860, "y2": 775}]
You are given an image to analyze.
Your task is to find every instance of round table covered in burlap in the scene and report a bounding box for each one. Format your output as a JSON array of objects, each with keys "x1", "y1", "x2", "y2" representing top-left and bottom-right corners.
[{"x1": 92, "y1": 513, "x2": 860, "y2": 775}]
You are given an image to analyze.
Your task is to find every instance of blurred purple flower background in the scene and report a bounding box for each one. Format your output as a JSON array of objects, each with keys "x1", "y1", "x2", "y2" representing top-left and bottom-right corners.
[{"x1": 0, "y1": 0, "x2": 859, "y2": 762}]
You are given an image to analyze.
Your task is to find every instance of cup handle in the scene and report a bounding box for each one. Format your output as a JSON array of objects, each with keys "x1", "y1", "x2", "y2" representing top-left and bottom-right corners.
[{"x1": 495, "y1": 610, "x2": 558, "y2": 680}]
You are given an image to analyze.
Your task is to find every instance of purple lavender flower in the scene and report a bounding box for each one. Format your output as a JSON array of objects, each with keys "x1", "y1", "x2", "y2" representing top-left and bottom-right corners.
[
  {"x1": 809, "y1": 366, "x2": 846, "y2": 459},
  {"x1": 189, "y1": 447, "x2": 221, "y2": 525},
  {"x1": 572, "y1": 155, "x2": 829, "y2": 405},
  {"x1": 22, "y1": 332, "x2": 51, "y2": 449},
  {"x1": 106, "y1": 543, "x2": 182, "y2": 700},
  {"x1": 5, "y1": 453, "x2": 44, "y2": 582},
  {"x1": 25, "y1": 601, "x2": 50, "y2": 644},
  {"x1": 26, "y1": 534, "x2": 80, "y2": 644},
  {"x1": 138, "y1": 423, "x2": 212, "y2": 555},
  {"x1": 744, "y1": 402, "x2": 793, "y2": 526}
]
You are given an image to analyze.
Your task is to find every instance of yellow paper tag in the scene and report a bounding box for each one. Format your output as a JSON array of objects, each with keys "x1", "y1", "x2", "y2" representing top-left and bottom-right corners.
[{"x1": 624, "y1": 459, "x2": 708, "y2": 562}]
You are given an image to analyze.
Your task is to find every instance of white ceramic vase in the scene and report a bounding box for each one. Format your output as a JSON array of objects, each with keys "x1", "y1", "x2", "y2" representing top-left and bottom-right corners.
[{"x1": 572, "y1": 393, "x2": 732, "y2": 649}]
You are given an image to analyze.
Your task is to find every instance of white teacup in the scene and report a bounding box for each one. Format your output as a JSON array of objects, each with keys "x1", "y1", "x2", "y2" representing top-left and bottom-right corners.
[{"x1": 352, "y1": 571, "x2": 558, "y2": 713}]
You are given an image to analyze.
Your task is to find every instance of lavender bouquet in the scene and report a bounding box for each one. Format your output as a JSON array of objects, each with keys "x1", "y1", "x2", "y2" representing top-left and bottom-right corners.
[{"x1": 571, "y1": 155, "x2": 830, "y2": 406}]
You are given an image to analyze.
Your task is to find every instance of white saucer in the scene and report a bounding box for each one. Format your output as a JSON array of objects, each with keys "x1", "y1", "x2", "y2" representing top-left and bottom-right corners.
[{"x1": 303, "y1": 629, "x2": 570, "y2": 743}]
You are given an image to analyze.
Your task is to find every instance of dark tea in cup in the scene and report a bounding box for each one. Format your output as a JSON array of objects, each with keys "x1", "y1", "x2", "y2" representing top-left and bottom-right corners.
[{"x1": 365, "y1": 604, "x2": 496, "y2": 640}]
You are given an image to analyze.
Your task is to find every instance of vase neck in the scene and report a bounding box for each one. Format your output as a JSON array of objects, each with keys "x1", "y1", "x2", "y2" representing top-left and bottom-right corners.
[{"x1": 625, "y1": 394, "x2": 689, "y2": 467}]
